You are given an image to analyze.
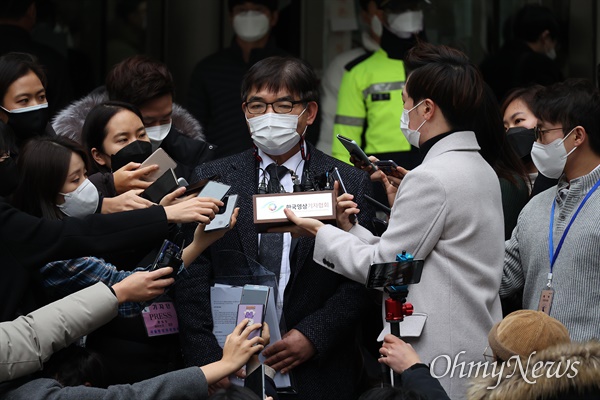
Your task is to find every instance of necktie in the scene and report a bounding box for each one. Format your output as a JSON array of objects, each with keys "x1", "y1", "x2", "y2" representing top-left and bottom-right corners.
[
  {"x1": 265, "y1": 163, "x2": 289, "y2": 195},
  {"x1": 258, "y1": 163, "x2": 289, "y2": 282}
]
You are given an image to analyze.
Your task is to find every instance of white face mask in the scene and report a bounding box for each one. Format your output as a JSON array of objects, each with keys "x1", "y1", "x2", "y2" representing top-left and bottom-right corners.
[
  {"x1": 546, "y1": 48, "x2": 557, "y2": 60},
  {"x1": 57, "y1": 178, "x2": 100, "y2": 218},
  {"x1": 386, "y1": 10, "x2": 423, "y2": 39},
  {"x1": 233, "y1": 11, "x2": 270, "y2": 42},
  {"x1": 371, "y1": 15, "x2": 383, "y2": 38},
  {"x1": 400, "y1": 100, "x2": 426, "y2": 148},
  {"x1": 145, "y1": 122, "x2": 172, "y2": 150},
  {"x1": 247, "y1": 109, "x2": 307, "y2": 156},
  {"x1": 530, "y1": 127, "x2": 576, "y2": 179}
]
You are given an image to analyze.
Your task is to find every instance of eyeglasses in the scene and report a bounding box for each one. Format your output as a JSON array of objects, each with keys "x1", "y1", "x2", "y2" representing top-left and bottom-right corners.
[
  {"x1": 0, "y1": 151, "x2": 10, "y2": 162},
  {"x1": 483, "y1": 346, "x2": 495, "y2": 363},
  {"x1": 245, "y1": 100, "x2": 307, "y2": 115},
  {"x1": 534, "y1": 126, "x2": 565, "y2": 141}
]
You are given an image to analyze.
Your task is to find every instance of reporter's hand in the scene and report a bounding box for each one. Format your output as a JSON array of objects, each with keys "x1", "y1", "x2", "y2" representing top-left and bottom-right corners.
[
  {"x1": 378, "y1": 334, "x2": 422, "y2": 373},
  {"x1": 101, "y1": 189, "x2": 153, "y2": 213},
  {"x1": 163, "y1": 196, "x2": 221, "y2": 224},
  {"x1": 222, "y1": 319, "x2": 266, "y2": 372},
  {"x1": 263, "y1": 329, "x2": 315, "y2": 374},
  {"x1": 334, "y1": 181, "x2": 359, "y2": 231},
  {"x1": 159, "y1": 186, "x2": 196, "y2": 207},
  {"x1": 269, "y1": 208, "x2": 324, "y2": 237},
  {"x1": 113, "y1": 162, "x2": 158, "y2": 194},
  {"x1": 350, "y1": 155, "x2": 379, "y2": 175},
  {"x1": 182, "y1": 207, "x2": 240, "y2": 266},
  {"x1": 194, "y1": 207, "x2": 239, "y2": 246},
  {"x1": 111, "y1": 267, "x2": 174, "y2": 303}
]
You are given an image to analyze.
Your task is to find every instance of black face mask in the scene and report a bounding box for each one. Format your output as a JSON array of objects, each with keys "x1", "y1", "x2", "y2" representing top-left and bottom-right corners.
[
  {"x1": 110, "y1": 140, "x2": 153, "y2": 171},
  {"x1": 2, "y1": 105, "x2": 50, "y2": 144},
  {"x1": 0, "y1": 156, "x2": 19, "y2": 197},
  {"x1": 506, "y1": 127, "x2": 536, "y2": 159}
]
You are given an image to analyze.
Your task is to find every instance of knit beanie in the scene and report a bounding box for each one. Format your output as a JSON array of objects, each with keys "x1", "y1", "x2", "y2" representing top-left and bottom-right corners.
[{"x1": 488, "y1": 310, "x2": 571, "y2": 361}]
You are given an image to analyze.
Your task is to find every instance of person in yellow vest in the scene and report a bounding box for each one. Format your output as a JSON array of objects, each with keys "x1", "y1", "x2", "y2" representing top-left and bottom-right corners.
[{"x1": 332, "y1": 0, "x2": 428, "y2": 170}]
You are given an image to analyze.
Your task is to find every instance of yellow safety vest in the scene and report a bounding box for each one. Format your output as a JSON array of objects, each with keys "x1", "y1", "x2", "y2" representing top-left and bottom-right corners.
[{"x1": 332, "y1": 48, "x2": 410, "y2": 163}]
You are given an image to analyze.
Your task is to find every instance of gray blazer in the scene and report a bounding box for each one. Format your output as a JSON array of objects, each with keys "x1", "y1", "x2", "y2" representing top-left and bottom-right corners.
[
  {"x1": 0, "y1": 283, "x2": 117, "y2": 383},
  {"x1": 314, "y1": 131, "x2": 504, "y2": 399}
]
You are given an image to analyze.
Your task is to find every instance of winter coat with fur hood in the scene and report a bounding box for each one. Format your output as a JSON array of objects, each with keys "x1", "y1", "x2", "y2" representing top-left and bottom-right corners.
[
  {"x1": 51, "y1": 87, "x2": 216, "y2": 184},
  {"x1": 468, "y1": 341, "x2": 600, "y2": 400}
]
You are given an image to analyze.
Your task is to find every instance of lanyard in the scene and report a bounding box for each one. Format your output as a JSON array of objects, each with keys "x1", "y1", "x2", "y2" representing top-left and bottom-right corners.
[{"x1": 548, "y1": 178, "x2": 600, "y2": 286}]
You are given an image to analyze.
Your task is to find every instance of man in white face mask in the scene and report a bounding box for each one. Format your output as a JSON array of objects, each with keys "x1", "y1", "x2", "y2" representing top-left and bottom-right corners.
[
  {"x1": 317, "y1": 0, "x2": 383, "y2": 155},
  {"x1": 502, "y1": 80, "x2": 600, "y2": 343},
  {"x1": 176, "y1": 56, "x2": 376, "y2": 399},
  {"x1": 188, "y1": 0, "x2": 288, "y2": 159},
  {"x1": 332, "y1": 0, "x2": 429, "y2": 175}
]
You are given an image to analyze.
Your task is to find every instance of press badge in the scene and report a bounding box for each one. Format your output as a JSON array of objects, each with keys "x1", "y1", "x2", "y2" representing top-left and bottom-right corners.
[
  {"x1": 537, "y1": 288, "x2": 555, "y2": 316},
  {"x1": 142, "y1": 301, "x2": 179, "y2": 337}
]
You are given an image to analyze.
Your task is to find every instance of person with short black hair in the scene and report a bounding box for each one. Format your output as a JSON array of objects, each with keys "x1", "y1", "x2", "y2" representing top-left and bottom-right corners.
[
  {"x1": 285, "y1": 43, "x2": 505, "y2": 398},
  {"x1": 177, "y1": 55, "x2": 375, "y2": 400},
  {"x1": 501, "y1": 79, "x2": 600, "y2": 342},
  {"x1": 187, "y1": 0, "x2": 288, "y2": 159},
  {"x1": 53, "y1": 55, "x2": 215, "y2": 185}
]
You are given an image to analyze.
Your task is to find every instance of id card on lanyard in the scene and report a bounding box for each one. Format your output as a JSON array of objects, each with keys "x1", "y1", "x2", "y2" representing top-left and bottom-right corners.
[{"x1": 539, "y1": 179, "x2": 600, "y2": 315}]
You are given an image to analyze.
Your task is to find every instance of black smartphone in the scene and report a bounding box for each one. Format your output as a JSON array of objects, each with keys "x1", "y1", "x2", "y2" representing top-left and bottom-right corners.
[
  {"x1": 366, "y1": 259, "x2": 424, "y2": 289},
  {"x1": 139, "y1": 169, "x2": 179, "y2": 203},
  {"x1": 244, "y1": 364, "x2": 266, "y2": 399},
  {"x1": 336, "y1": 134, "x2": 378, "y2": 171},
  {"x1": 150, "y1": 239, "x2": 182, "y2": 280},
  {"x1": 374, "y1": 159, "x2": 399, "y2": 175},
  {"x1": 330, "y1": 167, "x2": 356, "y2": 224},
  {"x1": 204, "y1": 194, "x2": 239, "y2": 232}
]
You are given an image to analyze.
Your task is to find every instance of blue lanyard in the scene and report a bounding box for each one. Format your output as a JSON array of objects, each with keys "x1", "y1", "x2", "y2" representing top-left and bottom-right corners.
[{"x1": 548, "y1": 179, "x2": 600, "y2": 277}]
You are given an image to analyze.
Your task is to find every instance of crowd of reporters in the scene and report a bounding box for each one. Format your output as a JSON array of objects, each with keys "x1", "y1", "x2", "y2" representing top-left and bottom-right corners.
[{"x1": 1, "y1": 0, "x2": 600, "y2": 399}]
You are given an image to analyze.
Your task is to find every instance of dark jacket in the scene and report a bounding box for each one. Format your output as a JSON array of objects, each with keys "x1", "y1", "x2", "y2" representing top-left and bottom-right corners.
[
  {"x1": 401, "y1": 364, "x2": 451, "y2": 400},
  {"x1": 51, "y1": 88, "x2": 216, "y2": 184},
  {"x1": 175, "y1": 144, "x2": 375, "y2": 400},
  {"x1": 0, "y1": 199, "x2": 168, "y2": 322},
  {"x1": 187, "y1": 39, "x2": 288, "y2": 158},
  {"x1": 468, "y1": 341, "x2": 600, "y2": 400},
  {"x1": 480, "y1": 40, "x2": 563, "y2": 102}
]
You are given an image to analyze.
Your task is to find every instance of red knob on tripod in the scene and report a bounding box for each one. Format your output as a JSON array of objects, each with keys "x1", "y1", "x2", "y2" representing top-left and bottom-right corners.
[{"x1": 402, "y1": 303, "x2": 414, "y2": 317}]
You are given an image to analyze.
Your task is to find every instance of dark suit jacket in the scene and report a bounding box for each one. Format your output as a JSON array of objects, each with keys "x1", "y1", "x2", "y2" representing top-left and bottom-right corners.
[
  {"x1": 175, "y1": 144, "x2": 375, "y2": 400},
  {"x1": 0, "y1": 200, "x2": 168, "y2": 322}
]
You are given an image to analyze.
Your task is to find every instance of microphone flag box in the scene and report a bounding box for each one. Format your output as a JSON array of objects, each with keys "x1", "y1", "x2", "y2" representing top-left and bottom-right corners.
[{"x1": 253, "y1": 190, "x2": 336, "y2": 233}]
